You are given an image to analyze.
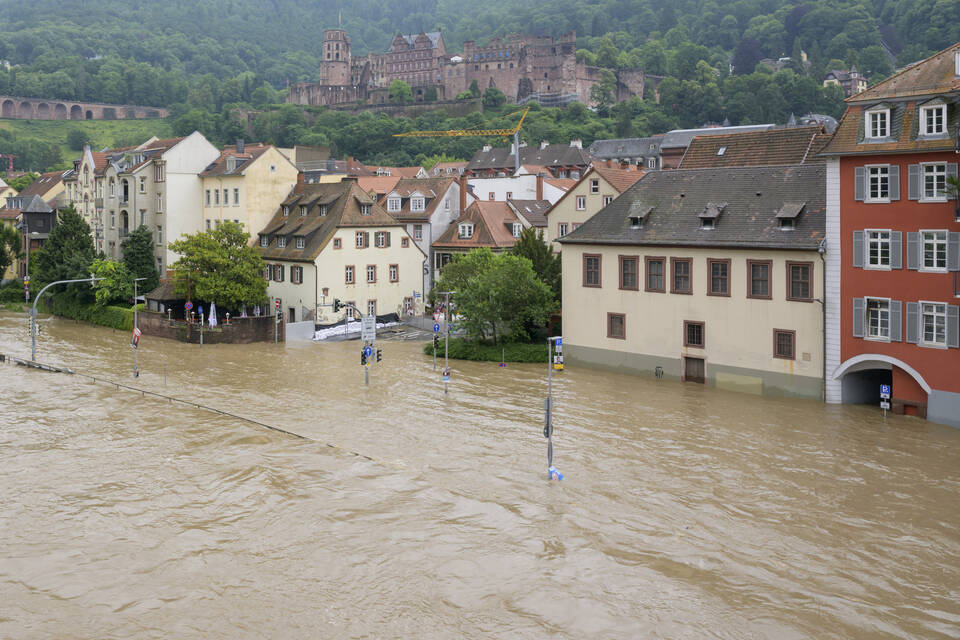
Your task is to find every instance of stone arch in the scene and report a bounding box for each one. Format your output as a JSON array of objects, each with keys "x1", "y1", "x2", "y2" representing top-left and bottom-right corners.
[
  {"x1": 831, "y1": 354, "x2": 931, "y2": 394},
  {"x1": 18, "y1": 101, "x2": 33, "y2": 118},
  {"x1": 36, "y1": 102, "x2": 50, "y2": 119},
  {"x1": 102, "y1": 107, "x2": 116, "y2": 120},
  {"x1": 70, "y1": 105, "x2": 83, "y2": 120},
  {"x1": 2, "y1": 99, "x2": 14, "y2": 118},
  {"x1": 85, "y1": 110, "x2": 94, "y2": 120},
  {"x1": 124, "y1": 107, "x2": 136, "y2": 119},
  {"x1": 54, "y1": 103, "x2": 67, "y2": 119}
]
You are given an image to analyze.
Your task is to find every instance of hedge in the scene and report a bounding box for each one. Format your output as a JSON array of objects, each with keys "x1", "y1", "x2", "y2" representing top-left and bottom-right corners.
[
  {"x1": 422, "y1": 337, "x2": 548, "y2": 363},
  {"x1": 48, "y1": 296, "x2": 143, "y2": 331}
]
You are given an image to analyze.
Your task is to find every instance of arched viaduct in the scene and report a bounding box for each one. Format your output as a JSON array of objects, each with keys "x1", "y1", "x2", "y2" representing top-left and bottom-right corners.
[{"x1": 0, "y1": 96, "x2": 169, "y2": 121}]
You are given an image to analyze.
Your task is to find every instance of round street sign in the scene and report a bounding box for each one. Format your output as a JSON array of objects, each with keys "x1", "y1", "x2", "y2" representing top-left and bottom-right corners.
[
  {"x1": 184, "y1": 301, "x2": 194, "y2": 311},
  {"x1": 433, "y1": 323, "x2": 440, "y2": 332},
  {"x1": 363, "y1": 346, "x2": 372, "y2": 357}
]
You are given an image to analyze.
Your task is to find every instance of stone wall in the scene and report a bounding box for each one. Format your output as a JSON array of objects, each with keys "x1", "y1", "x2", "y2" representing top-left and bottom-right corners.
[
  {"x1": 139, "y1": 311, "x2": 284, "y2": 344},
  {"x1": 0, "y1": 95, "x2": 168, "y2": 121}
]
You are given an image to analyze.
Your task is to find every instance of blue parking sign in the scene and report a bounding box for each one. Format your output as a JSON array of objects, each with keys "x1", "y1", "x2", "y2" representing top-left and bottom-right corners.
[{"x1": 433, "y1": 323, "x2": 440, "y2": 332}]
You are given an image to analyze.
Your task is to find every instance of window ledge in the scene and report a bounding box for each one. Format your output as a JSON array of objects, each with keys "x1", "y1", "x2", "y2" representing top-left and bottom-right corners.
[
  {"x1": 919, "y1": 267, "x2": 948, "y2": 274},
  {"x1": 919, "y1": 342, "x2": 948, "y2": 350},
  {"x1": 864, "y1": 198, "x2": 891, "y2": 204},
  {"x1": 864, "y1": 265, "x2": 892, "y2": 271},
  {"x1": 919, "y1": 198, "x2": 948, "y2": 203},
  {"x1": 863, "y1": 137, "x2": 895, "y2": 144},
  {"x1": 864, "y1": 336, "x2": 891, "y2": 343}
]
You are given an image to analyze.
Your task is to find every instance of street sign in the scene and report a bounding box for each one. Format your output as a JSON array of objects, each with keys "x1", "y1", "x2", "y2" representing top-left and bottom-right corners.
[
  {"x1": 433, "y1": 323, "x2": 440, "y2": 332},
  {"x1": 880, "y1": 400, "x2": 891, "y2": 410},
  {"x1": 275, "y1": 298, "x2": 280, "y2": 310},
  {"x1": 130, "y1": 327, "x2": 141, "y2": 348},
  {"x1": 363, "y1": 345, "x2": 372, "y2": 357},
  {"x1": 441, "y1": 367, "x2": 450, "y2": 382},
  {"x1": 361, "y1": 315, "x2": 376, "y2": 342},
  {"x1": 880, "y1": 384, "x2": 891, "y2": 399},
  {"x1": 184, "y1": 301, "x2": 193, "y2": 311},
  {"x1": 413, "y1": 291, "x2": 421, "y2": 299},
  {"x1": 23, "y1": 276, "x2": 29, "y2": 284}
]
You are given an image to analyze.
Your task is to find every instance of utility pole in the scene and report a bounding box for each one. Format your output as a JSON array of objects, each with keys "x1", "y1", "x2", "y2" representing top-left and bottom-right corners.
[
  {"x1": 132, "y1": 277, "x2": 145, "y2": 377},
  {"x1": 31, "y1": 277, "x2": 104, "y2": 361}
]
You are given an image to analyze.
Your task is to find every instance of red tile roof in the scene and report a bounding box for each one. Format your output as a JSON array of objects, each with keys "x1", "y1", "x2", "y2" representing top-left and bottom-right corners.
[
  {"x1": 678, "y1": 126, "x2": 827, "y2": 169},
  {"x1": 200, "y1": 143, "x2": 274, "y2": 176},
  {"x1": 433, "y1": 201, "x2": 519, "y2": 250},
  {"x1": 589, "y1": 164, "x2": 648, "y2": 192},
  {"x1": 849, "y1": 43, "x2": 960, "y2": 103}
]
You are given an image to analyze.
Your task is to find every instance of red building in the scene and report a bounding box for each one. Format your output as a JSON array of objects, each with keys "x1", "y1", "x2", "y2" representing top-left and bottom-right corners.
[{"x1": 822, "y1": 44, "x2": 960, "y2": 428}]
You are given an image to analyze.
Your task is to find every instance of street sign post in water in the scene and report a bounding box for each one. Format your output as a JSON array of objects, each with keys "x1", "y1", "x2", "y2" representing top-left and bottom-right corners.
[{"x1": 880, "y1": 384, "x2": 891, "y2": 417}]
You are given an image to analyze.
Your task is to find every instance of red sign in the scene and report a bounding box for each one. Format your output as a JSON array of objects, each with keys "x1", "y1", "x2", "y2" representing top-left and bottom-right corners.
[
  {"x1": 275, "y1": 299, "x2": 280, "y2": 309},
  {"x1": 130, "y1": 327, "x2": 142, "y2": 348}
]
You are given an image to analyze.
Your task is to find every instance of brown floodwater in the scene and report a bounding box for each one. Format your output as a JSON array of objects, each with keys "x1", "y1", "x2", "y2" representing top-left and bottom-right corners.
[{"x1": 0, "y1": 312, "x2": 958, "y2": 639}]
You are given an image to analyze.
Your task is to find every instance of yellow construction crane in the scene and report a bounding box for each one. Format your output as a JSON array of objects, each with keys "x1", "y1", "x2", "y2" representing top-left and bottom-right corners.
[{"x1": 393, "y1": 106, "x2": 530, "y2": 173}]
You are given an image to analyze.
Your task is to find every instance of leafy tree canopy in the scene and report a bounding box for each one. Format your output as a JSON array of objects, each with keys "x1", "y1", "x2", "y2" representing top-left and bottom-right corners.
[
  {"x1": 121, "y1": 225, "x2": 160, "y2": 293},
  {"x1": 168, "y1": 220, "x2": 267, "y2": 311},
  {"x1": 31, "y1": 205, "x2": 96, "y2": 303},
  {"x1": 0, "y1": 223, "x2": 21, "y2": 277},
  {"x1": 510, "y1": 227, "x2": 561, "y2": 302},
  {"x1": 389, "y1": 79, "x2": 413, "y2": 104},
  {"x1": 90, "y1": 257, "x2": 133, "y2": 306}
]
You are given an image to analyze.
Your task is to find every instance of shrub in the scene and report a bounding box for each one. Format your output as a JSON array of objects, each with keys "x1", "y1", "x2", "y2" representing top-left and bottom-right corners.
[
  {"x1": 422, "y1": 338, "x2": 548, "y2": 363},
  {"x1": 47, "y1": 295, "x2": 143, "y2": 331}
]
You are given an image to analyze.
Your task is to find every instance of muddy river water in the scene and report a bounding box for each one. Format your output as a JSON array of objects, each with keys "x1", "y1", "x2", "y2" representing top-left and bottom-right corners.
[{"x1": 0, "y1": 313, "x2": 958, "y2": 638}]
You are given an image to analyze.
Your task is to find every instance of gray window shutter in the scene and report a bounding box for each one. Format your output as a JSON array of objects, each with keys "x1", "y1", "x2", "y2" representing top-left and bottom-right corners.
[
  {"x1": 907, "y1": 232, "x2": 920, "y2": 270},
  {"x1": 907, "y1": 164, "x2": 920, "y2": 200},
  {"x1": 906, "y1": 302, "x2": 919, "y2": 344},
  {"x1": 854, "y1": 167, "x2": 866, "y2": 201},
  {"x1": 948, "y1": 305, "x2": 960, "y2": 348},
  {"x1": 890, "y1": 300, "x2": 902, "y2": 342},
  {"x1": 890, "y1": 231, "x2": 903, "y2": 269},
  {"x1": 948, "y1": 231, "x2": 960, "y2": 271},
  {"x1": 852, "y1": 231, "x2": 864, "y2": 267},
  {"x1": 948, "y1": 164, "x2": 959, "y2": 200},
  {"x1": 889, "y1": 165, "x2": 900, "y2": 200},
  {"x1": 853, "y1": 298, "x2": 865, "y2": 338}
]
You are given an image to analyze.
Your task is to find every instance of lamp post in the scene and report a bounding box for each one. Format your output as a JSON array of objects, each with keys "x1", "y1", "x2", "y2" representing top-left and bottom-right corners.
[{"x1": 132, "y1": 277, "x2": 146, "y2": 377}]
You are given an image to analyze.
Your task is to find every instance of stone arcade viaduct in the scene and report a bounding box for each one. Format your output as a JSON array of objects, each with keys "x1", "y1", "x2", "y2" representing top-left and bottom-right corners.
[{"x1": 0, "y1": 96, "x2": 168, "y2": 121}]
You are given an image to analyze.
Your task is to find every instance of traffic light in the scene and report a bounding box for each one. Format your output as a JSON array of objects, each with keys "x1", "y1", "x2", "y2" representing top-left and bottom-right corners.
[
  {"x1": 360, "y1": 349, "x2": 367, "y2": 366},
  {"x1": 376, "y1": 348, "x2": 382, "y2": 362},
  {"x1": 333, "y1": 298, "x2": 341, "y2": 312},
  {"x1": 433, "y1": 335, "x2": 439, "y2": 350}
]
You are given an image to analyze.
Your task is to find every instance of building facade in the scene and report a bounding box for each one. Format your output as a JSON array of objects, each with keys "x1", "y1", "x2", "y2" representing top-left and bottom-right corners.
[{"x1": 821, "y1": 44, "x2": 960, "y2": 428}]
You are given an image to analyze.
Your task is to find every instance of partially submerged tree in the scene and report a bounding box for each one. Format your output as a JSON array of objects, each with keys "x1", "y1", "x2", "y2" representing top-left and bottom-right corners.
[
  {"x1": 168, "y1": 220, "x2": 267, "y2": 311},
  {"x1": 121, "y1": 225, "x2": 159, "y2": 293}
]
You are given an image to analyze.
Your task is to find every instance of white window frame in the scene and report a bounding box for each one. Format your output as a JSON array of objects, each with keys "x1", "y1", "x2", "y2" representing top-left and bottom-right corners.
[
  {"x1": 233, "y1": 188, "x2": 240, "y2": 206},
  {"x1": 356, "y1": 232, "x2": 365, "y2": 248},
  {"x1": 458, "y1": 223, "x2": 473, "y2": 239},
  {"x1": 205, "y1": 189, "x2": 211, "y2": 206},
  {"x1": 413, "y1": 224, "x2": 423, "y2": 240},
  {"x1": 576, "y1": 196, "x2": 586, "y2": 210},
  {"x1": 156, "y1": 225, "x2": 163, "y2": 246},
  {"x1": 375, "y1": 231, "x2": 386, "y2": 247},
  {"x1": 260, "y1": 235, "x2": 269, "y2": 247},
  {"x1": 278, "y1": 236, "x2": 286, "y2": 248},
  {"x1": 920, "y1": 229, "x2": 948, "y2": 272},
  {"x1": 865, "y1": 296, "x2": 891, "y2": 341},
  {"x1": 866, "y1": 165, "x2": 890, "y2": 202},
  {"x1": 919, "y1": 104, "x2": 946, "y2": 136},
  {"x1": 866, "y1": 229, "x2": 891, "y2": 269},
  {"x1": 367, "y1": 265, "x2": 376, "y2": 282},
  {"x1": 865, "y1": 108, "x2": 890, "y2": 140},
  {"x1": 920, "y1": 163, "x2": 948, "y2": 201},
  {"x1": 558, "y1": 222, "x2": 568, "y2": 237},
  {"x1": 387, "y1": 198, "x2": 401, "y2": 212},
  {"x1": 389, "y1": 264, "x2": 398, "y2": 281},
  {"x1": 603, "y1": 195, "x2": 613, "y2": 206},
  {"x1": 411, "y1": 197, "x2": 425, "y2": 212},
  {"x1": 590, "y1": 179, "x2": 599, "y2": 194},
  {"x1": 920, "y1": 300, "x2": 947, "y2": 347},
  {"x1": 296, "y1": 236, "x2": 304, "y2": 249},
  {"x1": 360, "y1": 204, "x2": 371, "y2": 215},
  {"x1": 512, "y1": 222, "x2": 522, "y2": 238},
  {"x1": 299, "y1": 205, "x2": 307, "y2": 216},
  {"x1": 156, "y1": 193, "x2": 162, "y2": 212},
  {"x1": 214, "y1": 189, "x2": 220, "y2": 205},
  {"x1": 139, "y1": 177, "x2": 146, "y2": 193},
  {"x1": 223, "y1": 189, "x2": 229, "y2": 205}
]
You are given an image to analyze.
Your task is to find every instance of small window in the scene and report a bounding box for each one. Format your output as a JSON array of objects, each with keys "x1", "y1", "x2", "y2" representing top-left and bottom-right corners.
[
  {"x1": 156, "y1": 193, "x2": 162, "y2": 211},
  {"x1": 603, "y1": 195, "x2": 613, "y2": 206},
  {"x1": 233, "y1": 188, "x2": 240, "y2": 205},
  {"x1": 867, "y1": 230, "x2": 891, "y2": 268},
  {"x1": 583, "y1": 254, "x2": 601, "y2": 287},
  {"x1": 333, "y1": 238, "x2": 342, "y2": 249},
  {"x1": 299, "y1": 205, "x2": 307, "y2": 216},
  {"x1": 282, "y1": 205, "x2": 289, "y2": 216},
  {"x1": 919, "y1": 104, "x2": 946, "y2": 136},
  {"x1": 700, "y1": 218, "x2": 715, "y2": 230},
  {"x1": 375, "y1": 231, "x2": 387, "y2": 247},
  {"x1": 921, "y1": 230, "x2": 948, "y2": 271},
  {"x1": 360, "y1": 204, "x2": 371, "y2": 215},
  {"x1": 684, "y1": 321, "x2": 704, "y2": 348},
  {"x1": 866, "y1": 297, "x2": 890, "y2": 339},
  {"x1": 296, "y1": 236, "x2": 304, "y2": 249},
  {"x1": 389, "y1": 264, "x2": 399, "y2": 282},
  {"x1": 867, "y1": 165, "x2": 890, "y2": 202},
  {"x1": 671, "y1": 258, "x2": 692, "y2": 294},
  {"x1": 619, "y1": 255, "x2": 638, "y2": 290},
  {"x1": 747, "y1": 260, "x2": 771, "y2": 299},
  {"x1": 367, "y1": 300, "x2": 377, "y2": 317},
  {"x1": 411, "y1": 197, "x2": 425, "y2": 211},
  {"x1": 458, "y1": 223, "x2": 474, "y2": 239},
  {"x1": 356, "y1": 232, "x2": 366, "y2": 248},
  {"x1": 488, "y1": 192, "x2": 495, "y2": 201},
  {"x1": 278, "y1": 237, "x2": 286, "y2": 248},
  {"x1": 576, "y1": 196, "x2": 586, "y2": 210},
  {"x1": 717, "y1": 146, "x2": 726, "y2": 156},
  {"x1": 558, "y1": 222, "x2": 568, "y2": 237},
  {"x1": 590, "y1": 179, "x2": 599, "y2": 194},
  {"x1": 139, "y1": 177, "x2": 146, "y2": 193},
  {"x1": 786, "y1": 261, "x2": 813, "y2": 301},
  {"x1": 921, "y1": 301, "x2": 947, "y2": 346},
  {"x1": 866, "y1": 108, "x2": 890, "y2": 139},
  {"x1": 707, "y1": 259, "x2": 730, "y2": 296},
  {"x1": 223, "y1": 189, "x2": 229, "y2": 205},
  {"x1": 260, "y1": 235, "x2": 269, "y2": 247},
  {"x1": 773, "y1": 329, "x2": 796, "y2": 359},
  {"x1": 645, "y1": 257, "x2": 665, "y2": 292},
  {"x1": 512, "y1": 223, "x2": 522, "y2": 238},
  {"x1": 401, "y1": 237, "x2": 409, "y2": 248},
  {"x1": 205, "y1": 189, "x2": 211, "y2": 206},
  {"x1": 387, "y1": 198, "x2": 401, "y2": 212},
  {"x1": 345, "y1": 265, "x2": 354, "y2": 283},
  {"x1": 921, "y1": 164, "x2": 947, "y2": 200},
  {"x1": 367, "y1": 265, "x2": 376, "y2": 283},
  {"x1": 214, "y1": 189, "x2": 220, "y2": 205},
  {"x1": 413, "y1": 224, "x2": 423, "y2": 240},
  {"x1": 156, "y1": 225, "x2": 163, "y2": 245},
  {"x1": 607, "y1": 312, "x2": 625, "y2": 339}
]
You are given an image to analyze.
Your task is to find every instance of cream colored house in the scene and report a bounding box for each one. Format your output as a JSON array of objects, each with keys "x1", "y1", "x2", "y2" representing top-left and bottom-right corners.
[
  {"x1": 257, "y1": 179, "x2": 426, "y2": 324},
  {"x1": 100, "y1": 132, "x2": 220, "y2": 272},
  {"x1": 63, "y1": 144, "x2": 112, "y2": 243},
  {"x1": 544, "y1": 163, "x2": 645, "y2": 250},
  {"x1": 560, "y1": 165, "x2": 826, "y2": 399},
  {"x1": 199, "y1": 142, "x2": 298, "y2": 243},
  {"x1": 0, "y1": 177, "x2": 16, "y2": 205}
]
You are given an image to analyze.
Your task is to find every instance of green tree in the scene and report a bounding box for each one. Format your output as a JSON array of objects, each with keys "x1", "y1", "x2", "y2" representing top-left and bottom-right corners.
[
  {"x1": 589, "y1": 69, "x2": 617, "y2": 116},
  {"x1": 468, "y1": 79, "x2": 481, "y2": 98},
  {"x1": 431, "y1": 247, "x2": 497, "y2": 308},
  {"x1": 90, "y1": 258, "x2": 133, "y2": 306},
  {"x1": 0, "y1": 223, "x2": 21, "y2": 277},
  {"x1": 510, "y1": 227, "x2": 561, "y2": 302},
  {"x1": 66, "y1": 128, "x2": 93, "y2": 152},
  {"x1": 7, "y1": 172, "x2": 38, "y2": 192},
  {"x1": 389, "y1": 79, "x2": 413, "y2": 104},
  {"x1": 31, "y1": 205, "x2": 96, "y2": 303},
  {"x1": 168, "y1": 220, "x2": 267, "y2": 311},
  {"x1": 482, "y1": 86, "x2": 506, "y2": 108},
  {"x1": 121, "y1": 225, "x2": 159, "y2": 293}
]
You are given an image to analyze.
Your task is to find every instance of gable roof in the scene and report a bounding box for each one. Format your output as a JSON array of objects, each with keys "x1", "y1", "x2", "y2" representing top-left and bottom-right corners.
[
  {"x1": 849, "y1": 43, "x2": 960, "y2": 103},
  {"x1": 559, "y1": 164, "x2": 825, "y2": 251},
  {"x1": 590, "y1": 164, "x2": 648, "y2": 193},
  {"x1": 383, "y1": 177, "x2": 455, "y2": 220},
  {"x1": 433, "y1": 201, "x2": 519, "y2": 250},
  {"x1": 397, "y1": 31, "x2": 443, "y2": 49},
  {"x1": 200, "y1": 143, "x2": 278, "y2": 177},
  {"x1": 659, "y1": 124, "x2": 776, "y2": 150},
  {"x1": 256, "y1": 180, "x2": 405, "y2": 262},
  {"x1": 679, "y1": 125, "x2": 828, "y2": 169},
  {"x1": 466, "y1": 144, "x2": 591, "y2": 172},
  {"x1": 356, "y1": 175, "x2": 402, "y2": 198},
  {"x1": 18, "y1": 171, "x2": 68, "y2": 199}
]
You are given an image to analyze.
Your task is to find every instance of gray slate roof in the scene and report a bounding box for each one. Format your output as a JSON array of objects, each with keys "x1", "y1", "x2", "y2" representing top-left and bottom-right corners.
[
  {"x1": 659, "y1": 124, "x2": 776, "y2": 150},
  {"x1": 399, "y1": 32, "x2": 442, "y2": 49},
  {"x1": 466, "y1": 144, "x2": 591, "y2": 172},
  {"x1": 559, "y1": 165, "x2": 825, "y2": 250},
  {"x1": 588, "y1": 136, "x2": 662, "y2": 159}
]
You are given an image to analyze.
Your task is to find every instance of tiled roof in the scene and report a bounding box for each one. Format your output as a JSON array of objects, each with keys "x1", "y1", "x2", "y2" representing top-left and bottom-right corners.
[
  {"x1": 433, "y1": 201, "x2": 519, "y2": 250},
  {"x1": 398, "y1": 31, "x2": 443, "y2": 49},
  {"x1": 18, "y1": 171, "x2": 67, "y2": 198},
  {"x1": 257, "y1": 180, "x2": 404, "y2": 262},
  {"x1": 508, "y1": 199, "x2": 550, "y2": 227},
  {"x1": 357, "y1": 176, "x2": 402, "y2": 197},
  {"x1": 590, "y1": 164, "x2": 647, "y2": 192},
  {"x1": 466, "y1": 144, "x2": 591, "y2": 172},
  {"x1": 544, "y1": 177, "x2": 576, "y2": 190},
  {"x1": 659, "y1": 124, "x2": 776, "y2": 150},
  {"x1": 200, "y1": 144, "x2": 274, "y2": 177},
  {"x1": 588, "y1": 135, "x2": 663, "y2": 158},
  {"x1": 819, "y1": 100, "x2": 959, "y2": 156},
  {"x1": 849, "y1": 43, "x2": 960, "y2": 102},
  {"x1": 383, "y1": 177, "x2": 454, "y2": 220},
  {"x1": 559, "y1": 164, "x2": 825, "y2": 251},
  {"x1": 679, "y1": 125, "x2": 827, "y2": 169}
]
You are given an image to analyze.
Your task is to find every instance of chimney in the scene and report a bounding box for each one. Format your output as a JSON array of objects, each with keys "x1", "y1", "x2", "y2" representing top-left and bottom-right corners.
[
  {"x1": 510, "y1": 142, "x2": 516, "y2": 155},
  {"x1": 540, "y1": 140, "x2": 549, "y2": 150},
  {"x1": 569, "y1": 139, "x2": 582, "y2": 149},
  {"x1": 297, "y1": 172, "x2": 305, "y2": 186},
  {"x1": 536, "y1": 173, "x2": 543, "y2": 200},
  {"x1": 237, "y1": 138, "x2": 245, "y2": 154},
  {"x1": 606, "y1": 159, "x2": 613, "y2": 168},
  {"x1": 73, "y1": 160, "x2": 81, "y2": 172},
  {"x1": 459, "y1": 175, "x2": 467, "y2": 213}
]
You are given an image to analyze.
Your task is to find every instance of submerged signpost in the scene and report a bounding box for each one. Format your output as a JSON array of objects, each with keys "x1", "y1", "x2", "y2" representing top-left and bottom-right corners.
[{"x1": 545, "y1": 336, "x2": 563, "y2": 480}]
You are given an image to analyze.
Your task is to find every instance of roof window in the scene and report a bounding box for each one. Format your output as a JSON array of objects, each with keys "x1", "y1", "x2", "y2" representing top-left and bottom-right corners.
[
  {"x1": 776, "y1": 201, "x2": 804, "y2": 230},
  {"x1": 717, "y1": 146, "x2": 726, "y2": 156},
  {"x1": 699, "y1": 202, "x2": 726, "y2": 229}
]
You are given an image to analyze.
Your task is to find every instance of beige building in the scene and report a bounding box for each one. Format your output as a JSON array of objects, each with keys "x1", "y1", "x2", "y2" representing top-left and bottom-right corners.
[
  {"x1": 199, "y1": 142, "x2": 298, "y2": 242},
  {"x1": 544, "y1": 164, "x2": 645, "y2": 249},
  {"x1": 63, "y1": 144, "x2": 112, "y2": 244},
  {"x1": 257, "y1": 179, "x2": 427, "y2": 324},
  {"x1": 0, "y1": 177, "x2": 17, "y2": 204},
  {"x1": 560, "y1": 165, "x2": 826, "y2": 399}
]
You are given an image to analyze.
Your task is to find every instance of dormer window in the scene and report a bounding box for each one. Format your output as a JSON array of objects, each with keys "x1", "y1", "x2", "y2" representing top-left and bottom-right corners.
[
  {"x1": 866, "y1": 107, "x2": 890, "y2": 140},
  {"x1": 296, "y1": 236, "x2": 305, "y2": 249},
  {"x1": 458, "y1": 223, "x2": 474, "y2": 239},
  {"x1": 512, "y1": 223, "x2": 522, "y2": 238},
  {"x1": 299, "y1": 205, "x2": 307, "y2": 216},
  {"x1": 628, "y1": 216, "x2": 643, "y2": 228},
  {"x1": 776, "y1": 202, "x2": 805, "y2": 230},
  {"x1": 698, "y1": 202, "x2": 726, "y2": 230},
  {"x1": 319, "y1": 204, "x2": 327, "y2": 216},
  {"x1": 278, "y1": 236, "x2": 287, "y2": 248},
  {"x1": 411, "y1": 197, "x2": 425, "y2": 212},
  {"x1": 260, "y1": 235, "x2": 269, "y2": 247},
  {"x1": 700, "y1": 218, "x2": 715, "y2": 230},
  {"x1": 387, "y1": 197, "x2": 401, "y2": 212},
  {"x1": 360, "y1": 204, "x2": 372, "y2": 215},
  {"x1": 919, "y1": 103, "x2": 947, "y2": 136},
  {"x1": 282, "y1": 205, "x2": 289, "y2": 216},
  {"x1": 717, "y1": 146, "x2": 726, "y2": 156},
  {"x1": 226, "y1": 156, "x2": 237, "y2": 173}
]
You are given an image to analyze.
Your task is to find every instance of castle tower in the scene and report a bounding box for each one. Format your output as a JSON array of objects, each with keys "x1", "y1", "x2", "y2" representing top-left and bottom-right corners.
[{"x1": 321, "y1": 29, "x2": 351, "y2": 86}]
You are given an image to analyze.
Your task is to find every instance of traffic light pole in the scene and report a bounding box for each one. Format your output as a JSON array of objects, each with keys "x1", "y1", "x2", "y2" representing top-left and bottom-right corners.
[
  {"x1": 31, "y1": 277, "x2": 104, "y2": 361},
  {"x1": 545, "y1": 335, "x2": 563, "y2": 480},
  {"x1": 437, "y1": 291, "x2": 452, "y2": 394}
]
